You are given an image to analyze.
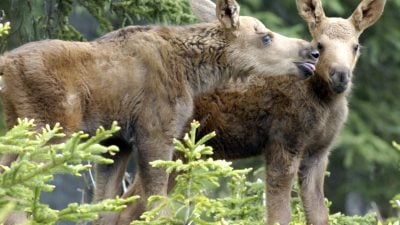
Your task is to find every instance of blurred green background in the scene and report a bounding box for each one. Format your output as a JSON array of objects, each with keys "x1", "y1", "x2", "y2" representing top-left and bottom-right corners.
[{"x1": 0, "y1": 0, "x2": 399, "y2": 219}]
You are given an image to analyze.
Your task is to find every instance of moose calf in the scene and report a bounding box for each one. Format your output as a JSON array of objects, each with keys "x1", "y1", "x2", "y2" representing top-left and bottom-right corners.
[
  {"x1": 0, "y1": 0, "x2": 319, "y2": 224},
  {"x1": 176, "y1": 0, "x2": 386, "y2": 224}
]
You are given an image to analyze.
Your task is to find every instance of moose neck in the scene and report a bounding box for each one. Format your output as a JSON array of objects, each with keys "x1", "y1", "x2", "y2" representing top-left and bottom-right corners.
[{"x1": 157, "y1": 24, "x2": 235, "y2": 97}]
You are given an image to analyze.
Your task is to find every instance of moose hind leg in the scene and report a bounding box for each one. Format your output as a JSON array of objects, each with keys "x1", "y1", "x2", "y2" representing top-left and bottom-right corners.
[
  {"x1": 94, "y1": 137, "x2": 133, "y2": 225},
  {"x1": 94, "y1": 137, "x2": 133, "y2": 201},
  {"x1": 116, "y1": 138, "x2": 174, "y2": 225}
]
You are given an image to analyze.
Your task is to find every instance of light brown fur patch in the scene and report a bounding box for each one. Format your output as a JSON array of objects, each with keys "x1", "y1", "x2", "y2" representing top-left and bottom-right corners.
[{"x1": 321, "y1": 21, "x2": 356, "y2": 39}]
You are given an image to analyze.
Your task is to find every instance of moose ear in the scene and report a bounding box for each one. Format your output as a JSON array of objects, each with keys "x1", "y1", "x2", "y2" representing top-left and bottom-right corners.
[
  {"x1": 349, "y1": 0, "x2": 386, "y2": 32},
  {"x1": 296, "y1": 0, "x2": 325, "y2": 30},
  {"x1": 189, "y1": 0, "x2": 217, "y2": 22},
  {"x1": 216, "y1": 0, "x2": 240, "y2": 30}
]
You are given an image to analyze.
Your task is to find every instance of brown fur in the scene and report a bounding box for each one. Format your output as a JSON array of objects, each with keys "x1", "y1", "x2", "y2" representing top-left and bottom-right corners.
[
  {"x1": 175, "y1": 0, "x2": 385, "y2": 225},
  {"x1": 0, "y1": 0, "x2": 318, "y2": 224}
]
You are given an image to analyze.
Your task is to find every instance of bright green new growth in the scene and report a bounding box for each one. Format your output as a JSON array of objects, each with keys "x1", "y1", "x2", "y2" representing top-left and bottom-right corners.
[
  {"x1": 0, "y1": 21, "x2": 10, "y2": 37},
  {"x1": 0, "y1": 119, "x2": 396, "y2": 224},
  {"x1": 0, "y1": 119, "x2": 138, "y2": 224}
]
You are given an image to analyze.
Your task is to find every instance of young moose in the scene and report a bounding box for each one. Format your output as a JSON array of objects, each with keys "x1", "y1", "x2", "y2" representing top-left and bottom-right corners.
[
  {"x1": 176, "y1": 0, "x2": 385, "y2": 224},
  {"x1": 0, "y1": 0, "x2": 319, "y2": 224}
]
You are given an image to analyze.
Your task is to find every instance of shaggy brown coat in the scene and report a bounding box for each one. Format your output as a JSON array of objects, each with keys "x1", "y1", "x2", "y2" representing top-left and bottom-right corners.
[
  {"x1": 184, "y1": 0, "x2": 386, "y2": 225},
  {"x1": 0, "y1": 0, "x2": 318, "y2": 224}
]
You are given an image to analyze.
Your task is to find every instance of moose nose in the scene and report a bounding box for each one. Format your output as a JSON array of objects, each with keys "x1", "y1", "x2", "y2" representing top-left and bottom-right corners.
[
  {"x1": 299, "y1": 48, "x2": 319, "y2": 63},
  {"x1": 329, "y1": 66, "x2": 351, "y2": 93},
  {"x1": 310, "y1": 50, "x2": 320, "y2": 60},
  {"x1": 330, "y1": 67, "x2": 350, "y2": 82}
]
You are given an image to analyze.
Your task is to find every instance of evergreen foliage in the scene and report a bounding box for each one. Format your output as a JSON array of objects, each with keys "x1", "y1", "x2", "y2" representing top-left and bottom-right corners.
[
  {"x1": 0, "y1": 21, "x2": 10, "y2": 37},
  {"x1": 0, "y1": 119, "x2": 397, "y2": 224},
  {"x1": 0, "y1": 18, "x2": 10, "y2": 51},
  {"x1": 0, "y1": 0, "x2": 195, "y2": 46},
  {"x1": 132, "y1": 120, "x2": 263, "y2": 225},
  {"x1": 0, "y1": 119, "x2": 138, "y2": 224}
]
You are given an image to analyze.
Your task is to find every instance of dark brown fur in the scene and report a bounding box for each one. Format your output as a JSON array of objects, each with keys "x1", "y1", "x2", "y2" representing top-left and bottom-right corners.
[
  {"x1": 177, "y1": 0, "x2": 386, "y2": 224},
  {"x1": 0, "y1": 1, "x2": 318, "y2": 224}
]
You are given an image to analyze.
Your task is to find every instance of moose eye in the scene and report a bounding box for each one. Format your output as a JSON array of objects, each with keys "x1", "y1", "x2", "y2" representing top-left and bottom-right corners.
[
  {"x1": 317, "y1": 42, "x2": 324, "y2": 51},
  {"x1": 353, "y1": 44, "x2": 360, "y2": 52},
  {"x1": 262, "y1": 34, "x2": 272, "y2": 46}
]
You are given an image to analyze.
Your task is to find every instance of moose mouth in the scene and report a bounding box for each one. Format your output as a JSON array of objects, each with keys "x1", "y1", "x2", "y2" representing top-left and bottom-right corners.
[{"x1": 295, "y1": 62, "x2": 316, "y2": 78}]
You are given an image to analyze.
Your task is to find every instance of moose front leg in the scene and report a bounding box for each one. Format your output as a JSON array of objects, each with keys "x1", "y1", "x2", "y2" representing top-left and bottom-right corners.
[
  {"x1": 298, "y1": 151, "x2": 329, "y2": 225},
  {"x1": 265, "y1": 144, "x2": 301, "y2": 225}
]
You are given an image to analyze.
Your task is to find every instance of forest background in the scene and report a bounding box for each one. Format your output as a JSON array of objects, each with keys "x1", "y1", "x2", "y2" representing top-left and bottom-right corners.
[{"x1": 0, "y1": 0, "x2": 399, "y2": 221}]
